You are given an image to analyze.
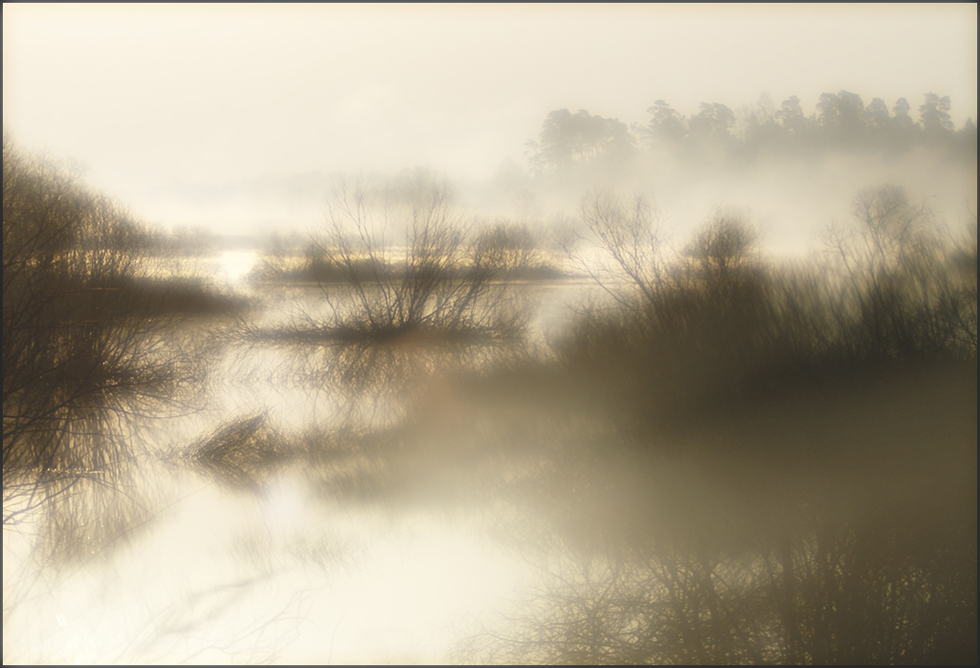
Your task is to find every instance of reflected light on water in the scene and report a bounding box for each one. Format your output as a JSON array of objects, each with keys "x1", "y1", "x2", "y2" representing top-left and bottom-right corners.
[
  {"x1": 3, "y1": 470, "x2": 533, "y2": 664},
  {"x1": 217, "y1": 249, "x2": 260, "y2": 285}
]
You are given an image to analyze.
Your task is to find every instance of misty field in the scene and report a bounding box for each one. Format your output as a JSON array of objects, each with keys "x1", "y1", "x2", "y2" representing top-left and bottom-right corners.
[{"x1": 4, "y1": 106, "x2": 977, "y2": 667}]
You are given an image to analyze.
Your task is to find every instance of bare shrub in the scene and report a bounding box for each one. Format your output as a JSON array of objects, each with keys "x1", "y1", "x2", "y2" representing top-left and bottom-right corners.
[
  {"x1": 305, "y1": 173, "x2": 530, "y2": 342},
  {"x1": 571, "y1": 189, "x2": 668, "y2": 310},
  {"x1": 823, "y1": 185, "x2": 977, "y2": 358}
]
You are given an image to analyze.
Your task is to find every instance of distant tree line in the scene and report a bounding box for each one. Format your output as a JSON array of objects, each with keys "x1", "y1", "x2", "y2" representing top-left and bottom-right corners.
[{"x1": 527, "y1": 91, "x2": 977, "y2": 177}]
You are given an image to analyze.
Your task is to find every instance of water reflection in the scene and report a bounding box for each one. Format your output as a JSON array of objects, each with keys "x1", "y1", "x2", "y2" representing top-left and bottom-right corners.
[
  {"x1": 5, "y1": 154, "x2": 976, "y2": 664},
  {"x1": 5, "y1": 463, "x2": 534, "y2": 664}
]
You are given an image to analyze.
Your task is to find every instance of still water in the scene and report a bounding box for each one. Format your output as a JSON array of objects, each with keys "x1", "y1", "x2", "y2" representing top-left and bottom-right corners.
[{"x1": 3, "y1": 251, "x2": 585, "y2": 664}]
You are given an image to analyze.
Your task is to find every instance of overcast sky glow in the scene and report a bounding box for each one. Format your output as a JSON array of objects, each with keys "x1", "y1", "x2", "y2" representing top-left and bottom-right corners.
[{"x1": 4, "y1": 3, "x2": 977, "y2": 235}]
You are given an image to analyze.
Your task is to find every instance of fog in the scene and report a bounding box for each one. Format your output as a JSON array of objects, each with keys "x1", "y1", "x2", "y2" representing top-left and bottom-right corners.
[
  {"x1": 4, "y1": 4, "x2": 978, "y2": 666},
  {"x1": 4, "y1": 4, "x2": 976, "y2": 239}
]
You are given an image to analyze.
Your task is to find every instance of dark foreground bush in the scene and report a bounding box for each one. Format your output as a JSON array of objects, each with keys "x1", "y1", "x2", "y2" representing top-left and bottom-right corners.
[
  {"x1": 463, "y1": 485, "x2": 976, "y2": 664},
  {"x1": 415, "y1": 189, "x2": 976, "y2": 664},
  {"x1": 446, "y1": 350, "x2": 976, "y2": 664}
]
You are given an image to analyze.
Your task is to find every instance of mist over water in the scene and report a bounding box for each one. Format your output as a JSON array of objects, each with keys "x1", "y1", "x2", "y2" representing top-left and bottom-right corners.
[
  {"x1": 4, "y1": 5, "x2": 978, "y2": 665},
  {"x1": 5, "y1": 149, "x2": 975, "y2": 662}
]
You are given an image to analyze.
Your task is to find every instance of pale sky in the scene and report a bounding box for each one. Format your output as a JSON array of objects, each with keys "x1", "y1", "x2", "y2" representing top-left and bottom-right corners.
[{"x1": 4, "y1": 3, "x2": 977, "y2": 235}]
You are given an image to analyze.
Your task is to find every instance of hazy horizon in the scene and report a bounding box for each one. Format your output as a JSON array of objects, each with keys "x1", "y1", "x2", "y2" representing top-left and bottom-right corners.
[
  {"x1": 4, "y1": 7, "x2": 977, "y2": 664},
  {"x1": 4, "y1": 4, "x2": 977, "y2": 238}
]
